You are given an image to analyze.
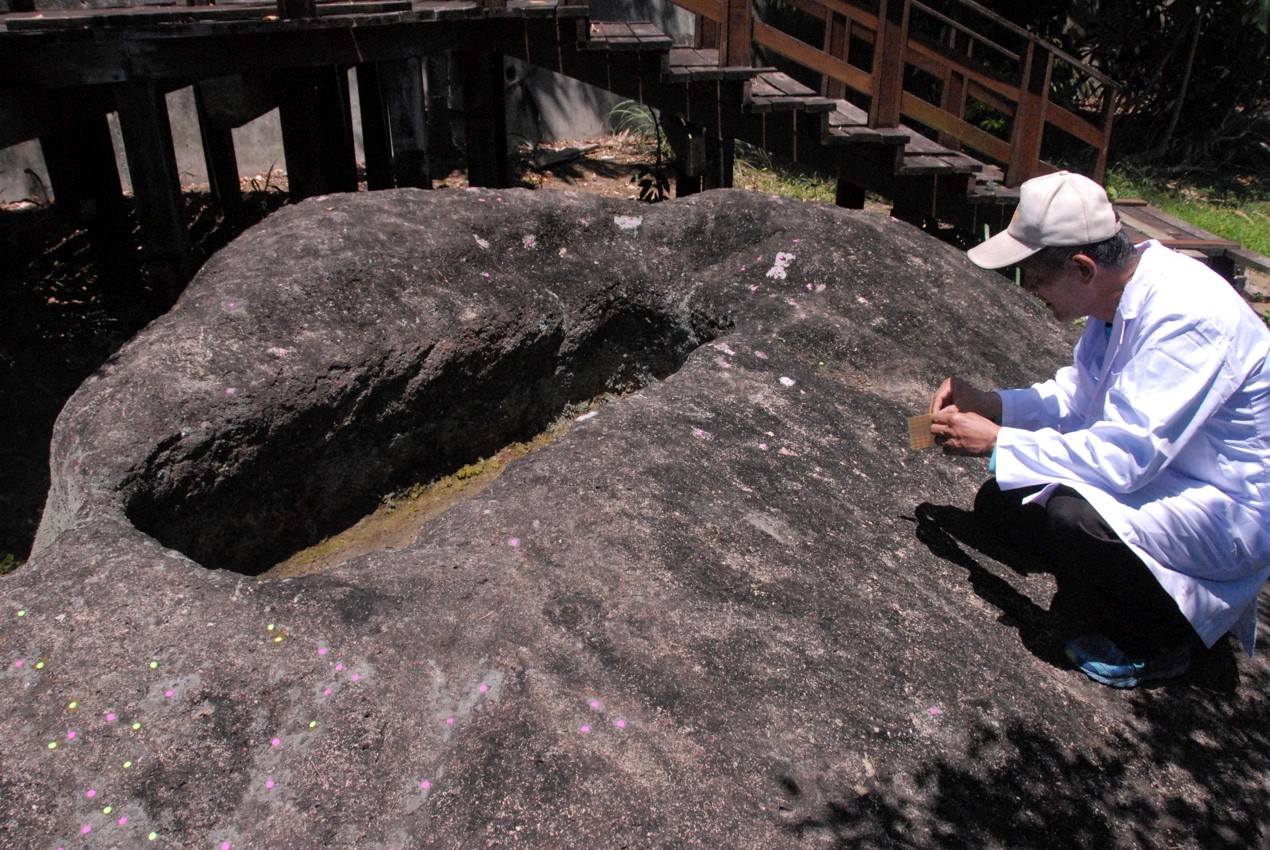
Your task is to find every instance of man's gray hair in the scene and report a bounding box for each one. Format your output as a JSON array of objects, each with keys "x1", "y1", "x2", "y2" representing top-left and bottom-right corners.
[{"x1": 1031, "y1": 229, "x2": 1136, "y2": 270}]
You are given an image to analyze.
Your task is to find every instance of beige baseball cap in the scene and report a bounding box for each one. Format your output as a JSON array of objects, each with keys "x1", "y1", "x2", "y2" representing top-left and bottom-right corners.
[{"x1": 967, "y1": 171, "x2": 1119, "y2": 269}]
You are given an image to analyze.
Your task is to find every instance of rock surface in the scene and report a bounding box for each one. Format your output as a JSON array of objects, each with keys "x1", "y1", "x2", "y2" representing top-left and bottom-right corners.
[{"x1": 2, "y1": 188, "x2": 1266, "y2": 849}]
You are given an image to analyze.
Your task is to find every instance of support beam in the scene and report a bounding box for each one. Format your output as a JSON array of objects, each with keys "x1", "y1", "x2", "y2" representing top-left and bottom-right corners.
[
  {"x1": 278, "y1": 66, "x2": 358, "y2": 199},
  {"x1": 1006, "y1": 41, "x2": 1051, "y2": 186},
  {"x1": 194, "y1": 81, "x2": 243, "y2": 217},
  {"x1": 384, "y1": 56, "x2": 430, "y2": 189},
  {"x1": 356, "y1": 62, "x2": 396, "y2": 190},
  {"x1": 39, "y1": 112, "x2": 125, "y2": 228},
  {"x1": 114, "y1": 79, "x2": 194, "y2": 295},
  {"x1": 460, "y1": 51, "x2": 509, "y2": 188}
]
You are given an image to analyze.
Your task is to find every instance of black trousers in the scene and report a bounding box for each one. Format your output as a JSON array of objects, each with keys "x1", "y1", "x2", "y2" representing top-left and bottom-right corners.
[{"x1": 973, "y1": 478, "x2": 1197, "y2": 656}]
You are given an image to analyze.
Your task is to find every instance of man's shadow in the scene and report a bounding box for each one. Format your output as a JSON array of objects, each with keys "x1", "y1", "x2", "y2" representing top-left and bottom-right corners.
[{"x1": 909, "y1": 501, "x2": 1240, "y2": 692}]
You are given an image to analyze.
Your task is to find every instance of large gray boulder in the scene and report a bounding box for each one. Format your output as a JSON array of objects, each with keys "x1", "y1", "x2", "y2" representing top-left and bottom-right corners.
[{"x1": 2, "y1": 188, "x2": 1265, "y2": 848}]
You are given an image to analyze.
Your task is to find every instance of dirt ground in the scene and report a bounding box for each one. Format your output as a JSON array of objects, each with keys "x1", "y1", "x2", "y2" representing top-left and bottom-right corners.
[{"x1": 1, "y1": 134, "x2": 1267, "y2": 562}]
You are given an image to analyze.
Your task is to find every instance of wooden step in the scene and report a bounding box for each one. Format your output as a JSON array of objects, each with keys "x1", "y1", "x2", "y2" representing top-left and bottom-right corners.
[
  {"x1": 663, "y1": 47, "x2": 764, "y2": 82},
  {"x1": 747, "y1": 71, "x2": 836, "y2": 113},
  {"x1": 584, "y1": 20, "x2": 673, "y2": 51}
]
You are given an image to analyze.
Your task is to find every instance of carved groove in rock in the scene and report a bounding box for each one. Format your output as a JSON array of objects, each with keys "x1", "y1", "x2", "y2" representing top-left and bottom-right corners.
[{"x1": 122, "y1": 303, "x2": 725, "y2": 575}]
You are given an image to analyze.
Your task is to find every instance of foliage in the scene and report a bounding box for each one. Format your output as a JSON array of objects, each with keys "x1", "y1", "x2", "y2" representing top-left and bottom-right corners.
[
  {"x1": 972, "y1": 0, "x2": 1270, "y2": 173},
  {"x1": 0, "y1": 552, "x2": 21, "y2": 575},
  {"x1": 607, "y1": 100, "x2": 673, "y2": 202}
]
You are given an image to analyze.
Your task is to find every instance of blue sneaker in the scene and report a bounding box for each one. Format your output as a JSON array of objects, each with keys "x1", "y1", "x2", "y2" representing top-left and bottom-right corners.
[
  {"x1": 1064, "y1": 634, "x2": 1191, "y2": 688},
  {"x1": 1064, "y1": 634, "x2": 1145, "y2": 688}
]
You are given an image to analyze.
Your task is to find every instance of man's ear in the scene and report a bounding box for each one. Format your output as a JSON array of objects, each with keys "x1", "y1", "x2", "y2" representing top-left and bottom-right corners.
[{"x1": 1072, "y1": 253, "x2": 1098, "y2": 282}]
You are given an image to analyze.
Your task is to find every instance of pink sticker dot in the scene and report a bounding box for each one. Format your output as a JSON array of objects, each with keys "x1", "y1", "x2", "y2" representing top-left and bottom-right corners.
[
  {"x1": 479, "y1": 684, "x2": 489, "y2": 693},
  {"x1": 758, "y1": 443, "x2": 769, "y2": 451},
  {"x1": 227, "y1": 302, "x2": 236, "y2": 309},
  {"x1": 271, "y1": 737, "x2": 281, "y2": 747},
  {"x1": 446, "y1": 717, "x2": 455, "y2": 725},
  {"x1": 351, "y1": 674, "x2": 361, "y2": 682},
  {"x1": 318, "y1": 647, "x2": 328, "y2": 656},
  {"x1": 590, "y1": 700, "x2": 601, "y2": 710},
  {"x1": 615, "y1": 719, "x2": 626, "y2": 729},
  {"x1": 118, "y1": 817, "x2": 128, "y2": 826},
  {"x1": 13, "y1": 659, "x2": 22, "y2": 668},
  {"x1": 323, "y1": 688, "x2": 332, "y2": 696},
  {"x1": 66, "y1": 730, "x2": 76, "y2": 740},
  {"x1": 420, "y1": 780, "x2": 431, "y2": 790},
  {"x1": 86, "y1": 789, "x2": 96, "y2": 798},
  {"x1": 165, "y1": 690, "x2": 174, "y2": 699},
  {"x1": 579, "y1": 725, "x2": 590, "y2": 734},
  {"x1": 265, "y1": 780, "x2": 275, "y2": 789},
  {"x1": 755, "y1": 351, "x2": 768, "y2": 359},
  {"x1": 82, "y1": 826, "x2": 92, "y2": 834},
  {"x1": 508, "y1": 538, "x2": 520, "y2": 547},
  {"x1": 222, "y1": 843, "x2": 232, "y2": 850},
  {"x1": 226, "y1": 388, "x2": 235, "y2": 396},
  {"x1": 335, "y1": 664, "x2": 344, "y2": 672}
]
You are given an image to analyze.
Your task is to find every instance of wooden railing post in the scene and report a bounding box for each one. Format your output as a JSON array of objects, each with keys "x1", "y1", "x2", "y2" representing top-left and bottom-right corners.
[
  {"x1": 1092, "y1": 86, "x2": 1116, "y2": 183},
  {"x1": 1006, "y1": 40, "x2": 1051, "y2": 186},
  {"x1": 868, "y1": 0, "x2": 908, "y2": 127},
  {"x1": 720, "y1": 0, "x2": 752, "y2": 67},
  {"x1": 821, "y1": 12, "x2": 850, "y2": 98}
]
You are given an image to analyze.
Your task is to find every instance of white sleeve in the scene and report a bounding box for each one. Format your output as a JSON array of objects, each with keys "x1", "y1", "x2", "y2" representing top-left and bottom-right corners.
[{"x1": 995, "y1": 314, "x2": 1237, "y2": 494}]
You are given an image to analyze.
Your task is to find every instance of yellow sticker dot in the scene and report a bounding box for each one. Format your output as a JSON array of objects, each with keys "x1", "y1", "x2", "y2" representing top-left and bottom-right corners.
[
  {"x1": 35, "y1": 661, "x2": 45, "y2": 670},
  {"x1": 148, "y1": 832, "x2": 158, "y2": 841},
  {"x1": 273, "y1": 636, "x2": 283, "y2": 643},
  {"x1": 68, "y1": 701, "x2": 78, "y2": 710},
  {"x1": 123, "y1": 760, "x2": 133, "y2": 769},
  {"x1": 47, "y1": 742, "x2": 57, "y2": 749},
  {"x1": 16, "y1": 610, "x2": 24, "y2": 617},
  {"x1": 149, "y1": 661, "x2": 159, "y2": 669},
  {"x1": 308, "y1": 720, "x2": 317, "y2": 729},
  {"x1": 267, "y1": 624, "x2": 275, "y2": 631},
  {"x1": 131, "y1": 722, "x2": 142, "y2": 731},
  {"x1": 102, "y1": 806, "x2": 112, "y2": 815}
]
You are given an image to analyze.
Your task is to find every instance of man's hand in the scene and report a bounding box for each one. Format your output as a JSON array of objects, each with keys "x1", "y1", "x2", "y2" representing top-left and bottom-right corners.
[
  {"x1": 929, "y1": 375, "x2": 1002, "y2": 423},
  {"x1": 930, "y1": 407, "x2": 999, "y2": 456}
]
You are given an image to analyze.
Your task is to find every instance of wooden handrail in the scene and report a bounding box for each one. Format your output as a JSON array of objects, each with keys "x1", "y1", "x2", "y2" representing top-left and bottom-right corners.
[{"x1": 688, "y1": 0, "x2": 1119, "y2": 185}]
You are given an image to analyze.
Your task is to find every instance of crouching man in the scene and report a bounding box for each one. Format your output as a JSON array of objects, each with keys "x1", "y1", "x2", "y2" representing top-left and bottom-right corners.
[{"x1": 931, "y1": 171, "x2": 1270, "y2": 687}]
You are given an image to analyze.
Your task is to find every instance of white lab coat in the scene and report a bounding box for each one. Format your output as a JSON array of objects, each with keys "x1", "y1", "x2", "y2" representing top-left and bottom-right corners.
[{"x1": 994, "y1": 241, "x2": 1270, "y2": 653}]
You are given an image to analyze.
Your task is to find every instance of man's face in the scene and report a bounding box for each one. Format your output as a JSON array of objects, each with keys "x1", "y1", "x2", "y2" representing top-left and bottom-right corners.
[{"x1": 1019, "y1": 258, "x2": 1092, "y2": 322}]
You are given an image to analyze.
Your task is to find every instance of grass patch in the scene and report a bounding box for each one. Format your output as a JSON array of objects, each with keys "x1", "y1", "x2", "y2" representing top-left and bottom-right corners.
[
  {"x1": 733, "y1": 142, "x2": 836, "y2": 203},
  {"x1": 1105, "y1": 169, "x2": 1270, "y2": 257}
]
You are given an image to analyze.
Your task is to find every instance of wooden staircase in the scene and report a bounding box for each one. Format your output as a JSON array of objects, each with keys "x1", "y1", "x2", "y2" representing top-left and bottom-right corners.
[{"x1": 2, "y1": 0, "x2": 1263, "y2": 289}]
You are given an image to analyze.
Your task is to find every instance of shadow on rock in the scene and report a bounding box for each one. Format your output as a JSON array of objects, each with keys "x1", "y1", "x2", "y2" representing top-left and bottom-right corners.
[
  {"x1": 909, "y1": 502, "x2": 1068, "y2": 670},
  {"x1": 910, "y1": 501, "x2": 1245, "y2": 694}
]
